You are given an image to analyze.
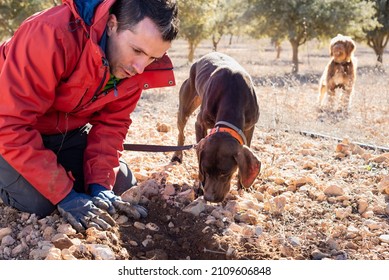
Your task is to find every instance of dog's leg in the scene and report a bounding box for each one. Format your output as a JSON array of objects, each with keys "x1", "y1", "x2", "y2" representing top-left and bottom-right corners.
[
  {"x1": 339, "y1": 86, "x2": 353, "y2": 117},
  {"x1": 171, "y1": 78, "x2": 201, "y2": 163},
  {"x1": 326, "y1": 86, "x2": 336, "y2": 113},
  {"x1": 244, "y1": 126, "x2": 256, "y2": 147},
  {"x1": 319, "y1": 84, "x2": 327, "y2": 108},
  {"x1": 195, "y1": 113, "x2": 208, "y2": 143}
]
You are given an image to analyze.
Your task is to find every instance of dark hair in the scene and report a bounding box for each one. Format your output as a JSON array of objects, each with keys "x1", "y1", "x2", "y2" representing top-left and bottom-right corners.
[{"x1": 111, "y1": 0, "x2": 179, "y2": 41}]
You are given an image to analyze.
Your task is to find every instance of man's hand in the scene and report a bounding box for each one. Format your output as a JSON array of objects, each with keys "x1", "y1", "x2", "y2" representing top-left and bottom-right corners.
[
  {"x1": 57, "y1": 189, "x2": 116, "y2": 232},
  {"x1": 89, "y1": 184, "x2": 148, "y2": 219}
]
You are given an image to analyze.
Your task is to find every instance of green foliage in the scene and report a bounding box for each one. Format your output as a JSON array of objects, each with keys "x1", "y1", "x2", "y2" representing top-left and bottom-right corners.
[
  {"x1": 365, "y1": 0, "x2": 389, "y2": 64},
  {"x1": 208, "y1": 0, "x2": 248, "y2": 50},
  {"x1": 178, "y1": 0, "x2": 249, "y2": 60},
  {"x1": 178, "y1": 0, "x2": 213, "y2": 61},
  {"x1": 0, "y1": 0, "x2": 56, "y2": 41}
]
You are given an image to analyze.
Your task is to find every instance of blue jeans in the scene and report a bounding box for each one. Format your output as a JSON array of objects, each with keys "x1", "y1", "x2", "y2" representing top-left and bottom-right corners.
[{"x1": 0, "y1": 125, "x2": 136, "y2": 217}]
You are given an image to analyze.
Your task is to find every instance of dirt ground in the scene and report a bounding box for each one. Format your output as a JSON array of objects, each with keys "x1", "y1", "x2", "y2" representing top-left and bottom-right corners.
[{"x1": 0, "y1": 38, "x2": 388, "y2": 260}]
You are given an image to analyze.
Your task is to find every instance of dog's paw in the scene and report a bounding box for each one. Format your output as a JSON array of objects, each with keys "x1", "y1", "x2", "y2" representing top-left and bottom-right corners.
[{"x1": 171, "y1": 155, "x2": 182, "y2": 163}]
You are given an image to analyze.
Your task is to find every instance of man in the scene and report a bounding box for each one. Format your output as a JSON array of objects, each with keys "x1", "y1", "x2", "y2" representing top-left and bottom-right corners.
[{"x1": 0, "y1": 0, "x2": 179, "y2": 232}]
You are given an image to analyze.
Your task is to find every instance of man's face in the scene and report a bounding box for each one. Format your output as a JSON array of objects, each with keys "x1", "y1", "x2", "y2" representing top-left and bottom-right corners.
[{"x1": 106, "y1": 15, "x2": 171, "y2": 79}]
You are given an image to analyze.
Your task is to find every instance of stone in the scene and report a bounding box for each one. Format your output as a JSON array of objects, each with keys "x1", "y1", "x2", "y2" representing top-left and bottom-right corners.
[
  {"x1": 1, "y1": 235, "x2": 15, "y2": 246},
  {"x1": 61, "y1": 249, "x2": 77, "y2": 260},
  {"x1": 134, "y1": 222, "x2": 146, "y2": 230},
  {"x1": 357, "y1": 199, "x2": 368, "y2": 214},
  {"x1": 183, "y1": 198, "x2": 206, "y2": 216},
  {"x1": 51, "y1": 233, "x2": 74, "y2": 250},
  {"x1": 45, "y1": 248, "x2": 62, "y2": 260},
  {"x1": 0, "y1": 227, "x2": 12, "y2": 240},
  {"x1": 324, "y1": 185, "x2": 344, "y2": 196},
  {"x1": 57, "y1": 224, "x2": 76, "y2": 235},
  {"x1": 121, "y1": 185, "x2": 142, "y2": 204},
  {"x1": 87, "y1": 244, "x2": 115, "y2": 260},
  {"x1": 146, "y1": 223, "x2": 160, "y2": 232},
  {"x1": 379, "y1": 235, "x2": 389, "y2": 244},
  {"x1": 116, "y1": 215, "x2": 129, "y2": 225}
]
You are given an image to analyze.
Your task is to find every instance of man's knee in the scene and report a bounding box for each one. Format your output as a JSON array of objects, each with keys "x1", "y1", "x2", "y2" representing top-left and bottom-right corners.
[
  {"x1": 0, "y1": 155, "x2": 55, "y2": 217},
  {"x1": 113, "y1": 158, "x2": 137, "y2": 196}
]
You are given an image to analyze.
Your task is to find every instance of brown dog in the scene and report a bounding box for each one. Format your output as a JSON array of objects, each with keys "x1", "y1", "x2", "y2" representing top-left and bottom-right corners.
[
  {"x1": 171, "y1": 52, "x2": 261, "y2": 203},
  {"x1": 318, "y1": 34, "x2": 357, "y2": 116}
]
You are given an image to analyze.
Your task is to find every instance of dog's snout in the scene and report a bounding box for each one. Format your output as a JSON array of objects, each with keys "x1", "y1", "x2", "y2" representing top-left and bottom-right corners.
[{"x1": 204, "y1": 192, "x2": 223, "y2": 203}]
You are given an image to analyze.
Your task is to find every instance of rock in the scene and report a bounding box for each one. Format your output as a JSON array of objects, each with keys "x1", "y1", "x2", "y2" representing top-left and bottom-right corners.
[
  {"x1": 61, "y1": 249, "x2": 77, "y2": 260},
  {"x1": 324, "y1": 185, "x2": 344, "y2": 196},
  {"x1": 140, "y1": 180, "x2": 160, "y2": 199},
  {"x1": 357, "y1": 199, "x2": 368, "y2": 214},
  {"x1": 378, "y1": 175, "x2": 389, "y2": 195},
  {"x1": 29, "y1": 247, "x2": 52, "y2": 260},
  {"x1": 116, "y1": 215, "x2": 129, "y2": 225},
  {"x1": 11, "y1": 243, "x2": 27, "y2": 257},
  {"x1": 42, "y1": 226, "x2": 56, "y2": 241},
  {"x1": 183, "y1": 198, "x2": 206, "y2": 216},
  {"x1": 311, "y1": 249, "x2": 330, "y2": 260},
  {"x1": 234, "y1": 212, "x2": 258, "y2": 225},
  {"x1": 121, "y1": 185, "x2": 142, "y2": 204},
  {"x1": 134, "y1": 222, "x2": 146, "y2": 230},
  {"x1": 361, "y1": 210, "x2": 374, "y2": 218},
  {"x1": 176, "y1": 189, "x2": 195, "y2": 204},
  {"x1": 142, "y1": 236, "x2": 154, "y2": 248},
  {"x1": 364, "y1": 220, "x2": 381, "y2": 230},
  {"x1": 45, "y1": 248, "x2": 62, "y2": 260},
  {"x1": 288, "y1": 236, "x2": 301, "y2": 247},
  {"x1": 156, "y1": 122, "x2": 171, "y2": 133},
  {"x1": 57, "y1": 224, "x2": 77, "y2": 235},
  {"x1": 51, "y1": 233, "x2": 73, "y2": 250},
  {"x1": 371, "y1": 154, "x2": 389, "y2": 164},
  {"x1": 145, "y1": 249, "x2": 168, "y2": 259},
  {"x1": 146, "y1": 223, "x2": 160, "y2": 232},
  {"x1": 1, "y1": 235, "x2": 15, "y2": 246},
  {"x1": 87, "y1": 244, "x2": 115, "y2": 260},
  {"x1": 0, "y1": 227, "x2": 12, "y2": 240},
  {"x1": 335, "y1": 207, "x2": 352, "y2": 219},
  {"x1": 379, "y1": 235, "x2": 389, "y2": 244},
  {"x1": 86, "y1": 227, "x2": 108, "y2": 241},
  {"x1": 163, "y1": 184, "x2": 176, "y2": 196},
  {"x1": 273, "y1": 195, "x2": 287, "y2": 212}
]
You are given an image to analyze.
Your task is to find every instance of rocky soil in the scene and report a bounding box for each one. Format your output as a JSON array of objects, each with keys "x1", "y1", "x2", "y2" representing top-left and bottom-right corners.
[{"x1": 1, "y1": 38, "x2": 388, "y2": 260}]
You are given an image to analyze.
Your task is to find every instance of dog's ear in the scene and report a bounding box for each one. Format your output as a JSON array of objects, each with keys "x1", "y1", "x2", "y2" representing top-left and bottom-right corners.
[
  {"x1": 235, "y1": 146, "x2": 261, "y2": 188},
  {"x1": 346, "y1": 40, "x2": 355, "y2": 57}
]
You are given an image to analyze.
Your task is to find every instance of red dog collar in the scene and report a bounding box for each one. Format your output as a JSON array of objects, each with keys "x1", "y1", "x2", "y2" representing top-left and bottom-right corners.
[{"x1": 208, "y1": 126, "x2": 245, "y2": 145}]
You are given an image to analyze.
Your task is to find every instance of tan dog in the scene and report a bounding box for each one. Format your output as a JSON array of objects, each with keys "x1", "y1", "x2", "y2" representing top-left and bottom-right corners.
[
  {"x1": 171, "y1": 52, "x2": 261, "y2": 203},
  {"x1": 318, "y1": 34, "x2": 357, "y2": 116}
]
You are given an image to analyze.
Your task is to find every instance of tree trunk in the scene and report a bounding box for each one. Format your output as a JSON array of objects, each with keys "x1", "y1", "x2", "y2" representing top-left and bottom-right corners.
[
  {"x1": 229, "y1": 34, "x2": 233, "y2": 45},
  {"x1": 188, "y1": 42, "x2": 196, "y2": 62},
  {"x1": 275, "y1": 41, "x2": 281, "y2": 59},
  {"x1": 375, "y1": 48, "x2": 384, "y2": 64},
  {"x1": 367, "y1": 33, "x2": 389, "y2": 68},
  {"x1": 290, "y1": 40, "x2": 299, "y2": 74},
  {"x1": 212, "y1": 35, "x2": 218, "y2": 51}
]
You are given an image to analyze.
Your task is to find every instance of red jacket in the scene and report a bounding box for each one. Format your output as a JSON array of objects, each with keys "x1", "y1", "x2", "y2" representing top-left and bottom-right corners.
[{"x1": 0, "y1": 0, "x2": 175, "y2": 204}]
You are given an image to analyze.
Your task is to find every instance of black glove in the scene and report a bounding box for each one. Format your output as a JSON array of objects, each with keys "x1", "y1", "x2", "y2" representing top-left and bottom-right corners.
[
  {"x1": 57, "y1": 189, "x2": 116, "y2": 232},
  {"x1": 89, "y1": 184, "x2": 148, "y2": 219}
]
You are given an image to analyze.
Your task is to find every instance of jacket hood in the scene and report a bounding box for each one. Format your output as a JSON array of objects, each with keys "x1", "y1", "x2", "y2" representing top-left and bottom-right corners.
[{"x1": 74, "y1": 0, "x2": 103, "y2": 25}]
